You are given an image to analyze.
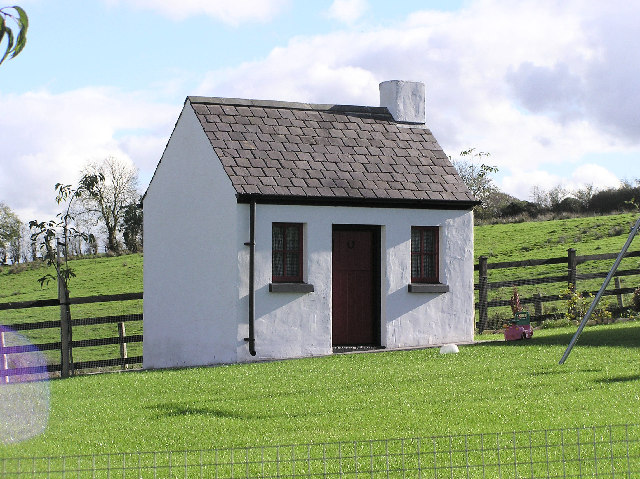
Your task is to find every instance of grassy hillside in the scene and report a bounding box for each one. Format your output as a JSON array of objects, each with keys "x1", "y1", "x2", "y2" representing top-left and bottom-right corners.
[
  {"x1": 0, "y1": 254, "x2": 143, "y2": 366},
  {"x1": 474, "y1": 212, "x2": 640, "y2": 327},
  {"x1": 474, "y1": 212, "x2": 640, "y2": 261},
  {"x1": 0, "y1": 253, "x2": 142, "y2": 304}
]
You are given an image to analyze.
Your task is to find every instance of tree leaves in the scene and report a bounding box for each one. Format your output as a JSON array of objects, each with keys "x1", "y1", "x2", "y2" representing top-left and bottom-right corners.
[
  {"x1": 30, "y1": 181, "x2": 95, "y2": 288},
  {"x1": 0, "y1": 5, "x2": 28, "y2": 65}
]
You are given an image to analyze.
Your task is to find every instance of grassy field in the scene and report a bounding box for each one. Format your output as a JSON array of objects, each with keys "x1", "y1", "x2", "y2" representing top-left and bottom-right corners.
[
  {"x1": 1, "y1": 213, "x2": 639, "y2": 366},
  {"x1": 475, "y1": 212, "x2": 640, "y2": 262},
  {"x1": 1, "y1": 213, "x2": 639, "y2": 458},
  {"x1": 0, "y1": 253, "x2": 143, "y2": 305},
  {"x1": 1, "y1": 322, "x2": 639, "y2": 458},
  {"x1": 0, "y1": 254, "x2": 143, "y2": 366},
  {"x1": 474, "y1": 212, "x2": 640, "y2": 326}
]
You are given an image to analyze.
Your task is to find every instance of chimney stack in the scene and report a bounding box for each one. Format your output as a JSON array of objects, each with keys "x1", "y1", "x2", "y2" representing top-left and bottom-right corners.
[{"x1": 379, "y1": 80, "x2": 425, "y2": 124}]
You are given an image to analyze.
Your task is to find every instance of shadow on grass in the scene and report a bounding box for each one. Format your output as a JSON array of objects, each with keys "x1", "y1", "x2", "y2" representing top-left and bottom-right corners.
[
  {"x1": 148, "y1": 400, "x2": 361, "y2": 421},
  {"x1": 597, "y1": 374, "x2": 640, "y2": 384},
  {"x1": 534, "y1": 324, "x2": 640, "y2": 348},
  {"x1": 149, "y1": 403, "x2": 246, "y2": 419}
]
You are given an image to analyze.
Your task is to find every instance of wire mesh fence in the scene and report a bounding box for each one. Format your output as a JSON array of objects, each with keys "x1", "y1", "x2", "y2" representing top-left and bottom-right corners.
[{"x1": 2, "y1": 424, "x2": 638, "y2": 478}]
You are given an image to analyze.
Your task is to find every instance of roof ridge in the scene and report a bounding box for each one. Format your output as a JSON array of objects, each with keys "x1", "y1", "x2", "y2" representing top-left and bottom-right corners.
[{"x1": 186, "y1": 95, "x2": 391, "y2": 117}]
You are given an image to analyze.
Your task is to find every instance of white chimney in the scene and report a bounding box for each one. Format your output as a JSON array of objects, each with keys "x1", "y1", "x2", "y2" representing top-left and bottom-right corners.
[{"x1": 379, "y1": 80, "x2": 425, "y2": 124}]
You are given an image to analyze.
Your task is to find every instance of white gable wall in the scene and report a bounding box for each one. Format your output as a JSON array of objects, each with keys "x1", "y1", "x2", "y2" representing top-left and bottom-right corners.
[
  {"x1": 235, "y1": 204, "x2": 474, "y2": 363},
  {"x1": 143, "y1": 102, "x2": 239, "y2": 368}
]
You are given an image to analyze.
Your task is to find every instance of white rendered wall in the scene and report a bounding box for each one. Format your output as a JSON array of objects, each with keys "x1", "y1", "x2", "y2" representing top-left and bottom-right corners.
[
  {"x1": 384, "y1": 209, "x2": 475, "y2": 348},
  {"x1": 235, "y1": 204, "x2": 474, "y2": 363},
  {"x1": 143, "y1": 102, "x2": 239, "y2": 368}
]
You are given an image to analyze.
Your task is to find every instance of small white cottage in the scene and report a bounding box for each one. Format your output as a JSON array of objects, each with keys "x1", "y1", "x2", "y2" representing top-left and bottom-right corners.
[{"x1": 143, "y1": 80, "x2": 478, "y2": 369}]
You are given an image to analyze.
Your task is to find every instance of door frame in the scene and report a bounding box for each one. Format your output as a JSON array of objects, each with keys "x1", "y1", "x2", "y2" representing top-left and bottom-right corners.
[{"x1": 331, "y1": 224, "x2": 381, "y2": 347}]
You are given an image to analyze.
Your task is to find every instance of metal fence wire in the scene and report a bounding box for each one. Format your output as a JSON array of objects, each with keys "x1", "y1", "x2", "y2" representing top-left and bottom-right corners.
[{"x1": 2, "y1": 424, "x2": 639, "y2": 478}]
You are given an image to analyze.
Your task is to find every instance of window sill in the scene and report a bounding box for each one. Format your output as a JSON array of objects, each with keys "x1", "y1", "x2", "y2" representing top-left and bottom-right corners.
[
  {"x1": 269, "y1": 283, "x2": 315, "y2": 293},
  {"x1": 408, "y1": 283, "x2": 449, "y2": 293}
]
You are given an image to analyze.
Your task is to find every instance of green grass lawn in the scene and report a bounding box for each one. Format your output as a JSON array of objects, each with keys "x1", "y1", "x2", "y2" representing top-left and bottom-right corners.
[
  {"x1": 1, "y1": 322, "x2": 639, "y2": 458},
  {"x1": 1, "y1": 214, "x2": 640, "y2": 459}
]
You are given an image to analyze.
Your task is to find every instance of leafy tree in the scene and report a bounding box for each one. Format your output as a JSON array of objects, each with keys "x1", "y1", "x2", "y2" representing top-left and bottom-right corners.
[
  {"x1": 121, "y1": 201, "x2": 143, "y2": 253},
  {"x1": 500, "y1": 199, "x2": 541, "y2": 219},
  {"x1": 0, "y1": 5, "x2": 27, "y2": 65},
  {"x1": 79, "y1": 156, "x2": 139, "y2": 254},
  {"x1": 451, "y1": 148, "x2": 500, "y2": 220},
  {"x1": 30, "y1": 177, "x2": 100, "y2": 288},
  {"x1": 0, "y1": 201, "x2": 22, "y2": 264},
  {"x1": 573, "y1": 184, "x2": 596, "y2": 210}
]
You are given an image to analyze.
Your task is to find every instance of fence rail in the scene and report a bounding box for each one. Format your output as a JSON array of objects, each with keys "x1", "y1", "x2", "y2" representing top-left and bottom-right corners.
[
  {"x1": 0, "y1": 293, "x2": 143, "y2": 379},
  {"x1": 1, "y1": 424, "x2": 638, "y2": 478},
  {"x1": 475, "y1": 248, "x2": 640, "y2": 331}
]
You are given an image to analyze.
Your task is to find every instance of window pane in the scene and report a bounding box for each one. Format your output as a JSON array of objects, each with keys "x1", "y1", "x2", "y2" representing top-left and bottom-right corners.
[
  {"x1": 285, "y1": 252, "x2": 299, "y2": 277},
  {"x1": 424, "y1": 254, "x2": 435, "y2": 278},
  {"x1": 411, "y1": 229, "x2": 421, "y2": 253},
  {"x1": 273, "y1": 226, "x2": 284, "y2": 250},
  {"x1": 285, "y1": 226, "x2": 299, "y2": 251},
  {"x1": 411, "y1": 226, "x2": 438, "y2": 283},
  {"x1": 423, "y1": 229, "x2": 435, "y2": 253},
  {"x1": 273, "y1": 252, "x2": 284, "y2": 277},
  {"x1": 411, "y1": 254, "x2": 420, "y2": 278}
]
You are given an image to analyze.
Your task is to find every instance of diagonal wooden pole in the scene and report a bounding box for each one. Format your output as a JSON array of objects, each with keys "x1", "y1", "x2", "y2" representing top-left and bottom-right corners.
[{"x1": 560, "y1": 216, "x2": 640, "y2": 364}]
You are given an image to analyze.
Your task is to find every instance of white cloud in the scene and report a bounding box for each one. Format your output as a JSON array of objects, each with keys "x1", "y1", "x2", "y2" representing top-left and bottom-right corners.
[
  {"x1": 504, "y1": 1, "x2": 640, "y2": 143},
  {"x1": 104, "y1": 0, "x2": 289, "y2": 24},
  {"x1": 500, "y1": 164, "x2": 623, "y2": 202},
  {"x1": 196, "y1": 0, "x2": 635, "y2": 200},
  {"x1": 6, "y1": 0, "x2": 637, "y2": 222},
  {"x1": 500, "y1": 170, "x2": 562, "y2": 202},
  {"x1": 0, "y1": 88, "x2": 178, "y2": 221},
  {"x1": 326, "y1": 0, "x2": 368, "y2": 24},
  {"x1": 568, "y1": 164, "x2": 622, "y2": 191}
]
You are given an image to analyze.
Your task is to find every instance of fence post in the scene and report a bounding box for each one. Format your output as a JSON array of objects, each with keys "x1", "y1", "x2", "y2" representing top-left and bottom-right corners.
[
  {"x1": 1, "y1": 330, "x2": 8, "y2": 383},
  {"x1": 478, "y1": 256, "x2": 488, "y2": 332},
  {"x1": 567, "y1": 248, "x2": 578, "y2": 321},
  {"x1": 567, "y1": 248, "x2": 577, "y2": 291},
  {"x1": 533, "y1": 293, "x2": 542, "y2": 321},
  {"x1": 118, "y1": 322, "x2": 128, "y2": 370},
  {"x1": 614, "y1": 277, "x2": 624, "y2": 309},
  {"x1": 57, "y1": 244, "x2": 73, "y2": 378}
]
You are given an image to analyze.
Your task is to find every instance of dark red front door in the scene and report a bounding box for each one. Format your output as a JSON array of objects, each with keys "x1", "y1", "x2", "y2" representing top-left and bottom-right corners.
[{"x1": 332, "y1": 229, "x2": 376, "y2": 345}]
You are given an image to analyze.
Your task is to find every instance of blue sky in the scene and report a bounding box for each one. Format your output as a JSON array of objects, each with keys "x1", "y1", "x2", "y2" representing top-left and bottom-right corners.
[{"x1": 1, "y1": 0, "x2": 638, "y2": 221}]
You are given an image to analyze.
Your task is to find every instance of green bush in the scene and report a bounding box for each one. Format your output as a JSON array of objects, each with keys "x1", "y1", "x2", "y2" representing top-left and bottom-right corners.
[
  {"x1": 540, "y1": 318, "x2": 576, "y2": 329},
  {"x1": 633, "y1": 287, "x2": 640, "y2": 311}
]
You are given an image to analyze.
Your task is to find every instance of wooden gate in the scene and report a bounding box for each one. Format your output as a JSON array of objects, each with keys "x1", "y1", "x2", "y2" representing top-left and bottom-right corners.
[{"x1": 332, "y1": 227, "x2": 379, "y2": 346}]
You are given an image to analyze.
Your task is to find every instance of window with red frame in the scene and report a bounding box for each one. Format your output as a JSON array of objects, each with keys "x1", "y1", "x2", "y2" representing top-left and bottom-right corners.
[
  {"x1": 272, "y1": 223, "x2": 303, "y2": 282},
  {"x1": 411, "y1": 226, "x2": 439, "y2": 283}
]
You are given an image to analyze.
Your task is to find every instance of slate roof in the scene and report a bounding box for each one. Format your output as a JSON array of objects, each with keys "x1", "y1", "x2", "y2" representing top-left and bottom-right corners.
[{"x1": 188, "y1": 96, "x2": 478, "y2": 208}]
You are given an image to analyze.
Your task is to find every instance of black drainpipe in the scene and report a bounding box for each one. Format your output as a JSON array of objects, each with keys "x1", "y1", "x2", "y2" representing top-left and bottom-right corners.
[{"x1": 244, "y1": 200, "x2": 257, "y2": 356}]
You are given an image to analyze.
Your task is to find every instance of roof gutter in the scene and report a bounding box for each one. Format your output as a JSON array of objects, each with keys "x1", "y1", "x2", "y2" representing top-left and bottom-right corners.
[
  {"x1": 236, "y1": 194, "x2": 480, "y2": 210},
  {"x1": 244, "y1": 200, "x2": 257, "y2": 356}
]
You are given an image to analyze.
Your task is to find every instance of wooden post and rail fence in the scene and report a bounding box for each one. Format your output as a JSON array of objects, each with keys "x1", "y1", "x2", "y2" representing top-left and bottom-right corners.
[
  {"x1": 0, "y1": 292, "x2": 143, "y2": 380},
  {"x1": 475, "y1": 248, "x2": 640, "y2": 332},
  {"x1": 2, "y1": 247, "x2": 639, "y2": 379}
]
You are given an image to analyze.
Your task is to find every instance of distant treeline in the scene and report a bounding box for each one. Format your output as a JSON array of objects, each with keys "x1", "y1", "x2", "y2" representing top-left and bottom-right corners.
[{"x1": 488, "y1": 181, "x2": 639, "y2": 222}]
